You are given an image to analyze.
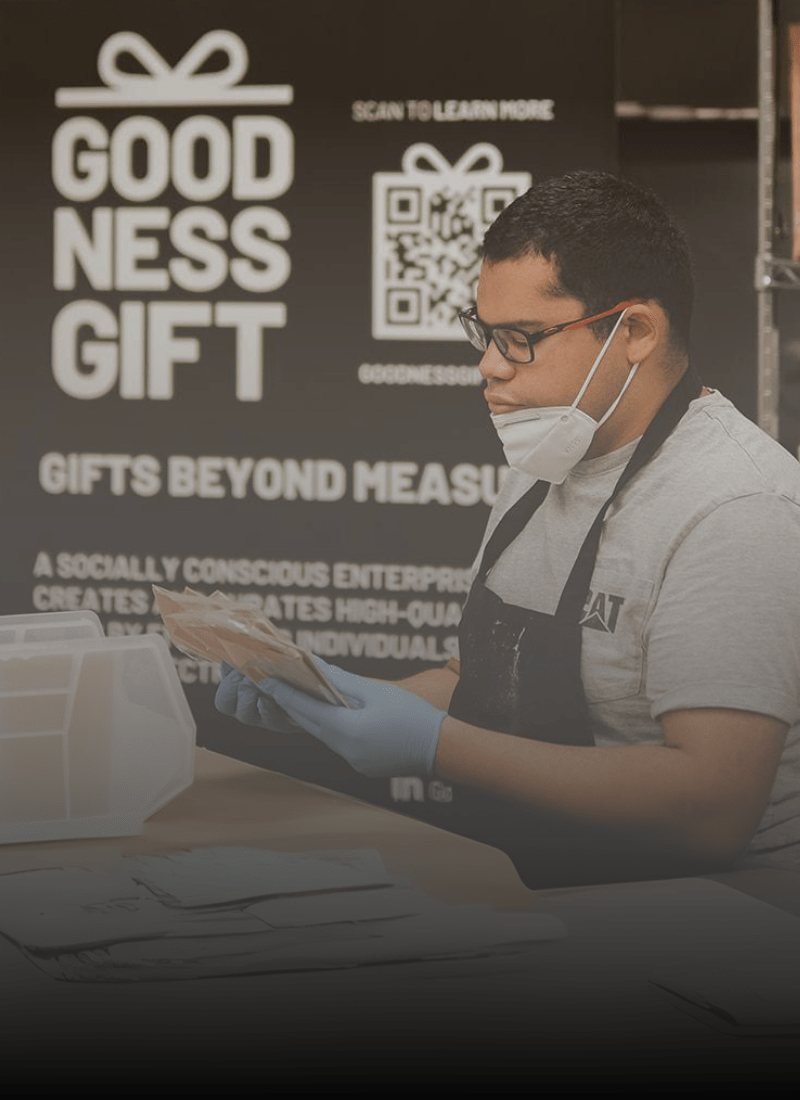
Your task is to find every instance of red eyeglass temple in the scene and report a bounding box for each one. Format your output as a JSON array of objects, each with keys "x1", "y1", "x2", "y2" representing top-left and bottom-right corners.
[{"x1": 561, "y1": 300, "x2": 637, "y2": 333}]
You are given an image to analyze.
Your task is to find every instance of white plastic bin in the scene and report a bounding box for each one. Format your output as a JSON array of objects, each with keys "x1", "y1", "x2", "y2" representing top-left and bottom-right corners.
[
  {"x1": 0, "y1": 618, "x2": 195, "y2": 843},
  {"x1": 0, "y1": 610, "x2": 104, "y2": 644}
]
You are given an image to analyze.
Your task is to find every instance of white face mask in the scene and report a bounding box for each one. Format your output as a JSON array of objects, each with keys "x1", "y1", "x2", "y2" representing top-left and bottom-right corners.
[{"x1": 490, "y1": 309, "x2": 639, "y2": 484}]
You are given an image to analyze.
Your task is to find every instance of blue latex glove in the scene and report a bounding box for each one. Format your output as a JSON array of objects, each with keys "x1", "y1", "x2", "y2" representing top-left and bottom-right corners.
[
  {"x1": 258, "y1": 658, "x2": 445, "y2": 778},
  {"x1": 215, "y1": 662, "x2": 302, "y2": 734}
]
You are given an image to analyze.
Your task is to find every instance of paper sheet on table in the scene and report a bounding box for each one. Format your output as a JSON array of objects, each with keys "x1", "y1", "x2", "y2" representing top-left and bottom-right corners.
[
  {"x1": 0, "y1": 846, "x2": 566, "y2": 982},
  {"x1": 248, "y1": 887, "x2": 439, "y2": 927},
  {"x1": 0, "y1": 869, "x2": 267, "y2": 950},
  {"x1": 128, "y1": 846, "x2": 393, "y2": 907},
  {"x1": 0, "y1": 847, "x2": 393, "y2": 947},
  {"x1": 650, "y1": 962, "x2": 800, "y2": 1035},
  {"x1": 152, "y1": 585, "x2": 349, "y2": 706},
  {"x1": 69, "y1": 905, "x2": 566, "y2": 983}
]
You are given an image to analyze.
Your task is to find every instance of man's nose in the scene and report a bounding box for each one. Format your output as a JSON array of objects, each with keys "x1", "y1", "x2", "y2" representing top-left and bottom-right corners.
[{"x1": 479, "y1": 340, "x2": 516, "y2": 382}]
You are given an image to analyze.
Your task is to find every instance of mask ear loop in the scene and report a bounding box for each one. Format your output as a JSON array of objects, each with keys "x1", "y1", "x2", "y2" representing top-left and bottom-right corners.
[
  {"x1": 596, "y1": 361, "x2": 640, "y2": 427},
  {"x1": 571, "y1": 307, "x2": 630, "y2": 411}
]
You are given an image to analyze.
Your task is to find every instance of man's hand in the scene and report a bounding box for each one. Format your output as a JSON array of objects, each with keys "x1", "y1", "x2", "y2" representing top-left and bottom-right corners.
[
  {"x1": 215, "y1": 663, "x2": 303, "y2": 734},
  {"x1": 260, "y1": 659, "x2": 446, "y2": 778}
]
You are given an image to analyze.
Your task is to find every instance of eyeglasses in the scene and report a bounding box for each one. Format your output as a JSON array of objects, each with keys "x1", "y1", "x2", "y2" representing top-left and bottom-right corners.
[{"x1": 458, "y1": 301, "x2": 635, "y2": 364}]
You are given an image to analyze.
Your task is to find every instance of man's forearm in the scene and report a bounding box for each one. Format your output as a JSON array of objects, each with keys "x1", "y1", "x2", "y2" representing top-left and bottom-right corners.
[{"x1": 435, "y1": 709, "x2": 786, "y2": 864}]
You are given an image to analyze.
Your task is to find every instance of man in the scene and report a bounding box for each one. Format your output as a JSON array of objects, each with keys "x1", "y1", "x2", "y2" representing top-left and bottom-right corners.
[{"x1": 217, "y1": 171, "x2": 800, "y2": 885}]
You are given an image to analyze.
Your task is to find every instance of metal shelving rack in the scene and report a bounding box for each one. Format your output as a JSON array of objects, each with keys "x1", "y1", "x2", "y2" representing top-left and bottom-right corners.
[{"x1": 757, "y1": 0, "x2": 800, "y2": 438}]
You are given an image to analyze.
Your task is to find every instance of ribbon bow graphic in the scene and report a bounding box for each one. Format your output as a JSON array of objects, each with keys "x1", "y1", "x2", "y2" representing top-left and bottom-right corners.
[
  {"x1": 56, "y1": 30, "x2": 293, "y2": 108},
  {"x1": 400, "y1": 143, "x2": 506, "y2": 177}
]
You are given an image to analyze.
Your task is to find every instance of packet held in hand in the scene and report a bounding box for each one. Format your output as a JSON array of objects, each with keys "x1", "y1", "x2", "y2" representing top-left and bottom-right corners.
[{"x1": 152, "y1": 586, "x2": 351, "y2": 706}]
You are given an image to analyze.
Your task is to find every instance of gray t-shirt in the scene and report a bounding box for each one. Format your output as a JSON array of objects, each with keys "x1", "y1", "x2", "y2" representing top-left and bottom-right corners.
[{"x1": 478, "y1": 390, "x2": 800, "y2": 868}]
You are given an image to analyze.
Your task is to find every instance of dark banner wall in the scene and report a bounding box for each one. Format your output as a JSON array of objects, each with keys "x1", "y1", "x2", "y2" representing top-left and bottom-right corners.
[{"x1": 1, "y1": 0, "x2": 616, "y2": 805}]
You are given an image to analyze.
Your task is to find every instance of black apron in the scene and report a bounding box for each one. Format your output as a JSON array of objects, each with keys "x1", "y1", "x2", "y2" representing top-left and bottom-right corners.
[{"x1": 424, "y1": 368, "x2": 703, "y2": 887}]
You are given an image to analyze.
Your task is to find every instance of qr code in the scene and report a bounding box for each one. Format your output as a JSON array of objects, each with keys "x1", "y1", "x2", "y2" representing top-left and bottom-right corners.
[{"x1": 372, "y1": 145, "x2": 531, "y2": 341}]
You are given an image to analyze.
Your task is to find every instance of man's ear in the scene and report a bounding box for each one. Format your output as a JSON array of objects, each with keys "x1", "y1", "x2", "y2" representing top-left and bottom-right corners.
[{"x1": 623, "y1": 302, "x2": 665, "y2": 364}]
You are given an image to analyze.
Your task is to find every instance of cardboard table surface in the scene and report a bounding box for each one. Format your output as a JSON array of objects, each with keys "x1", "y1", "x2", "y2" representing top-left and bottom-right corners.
[{"x1": 1, "y1": 748, "x2": 798, "y2": 1088}]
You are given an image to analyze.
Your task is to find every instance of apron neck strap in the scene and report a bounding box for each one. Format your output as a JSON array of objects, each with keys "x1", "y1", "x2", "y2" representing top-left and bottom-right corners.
[
  {"x1": 478, "y1": 479, "x2": 549, "y2": 581},
  {"x1": 604, "y1": 364, "x2": 702, "y2": 496},
  {"x1": 556, "y1": 365, "x2": 703, "y2": 615}
]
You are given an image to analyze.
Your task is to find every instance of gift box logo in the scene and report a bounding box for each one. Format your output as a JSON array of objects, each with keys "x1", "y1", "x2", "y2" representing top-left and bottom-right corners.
[{"x1": 372, "y1": 143, "x2": 531, "y2": 341}]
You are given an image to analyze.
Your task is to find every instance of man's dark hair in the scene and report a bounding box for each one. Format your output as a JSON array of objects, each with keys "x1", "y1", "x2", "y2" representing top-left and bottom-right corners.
[{"x1": 482, "y1": 170, "x2": 694, "y2": 351}]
